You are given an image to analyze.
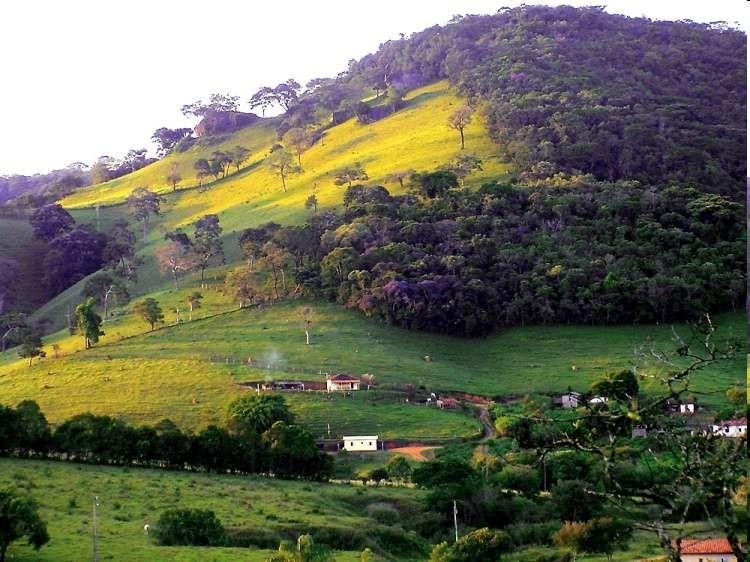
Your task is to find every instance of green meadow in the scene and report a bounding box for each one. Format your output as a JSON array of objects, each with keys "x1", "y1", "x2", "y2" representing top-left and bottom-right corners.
[
  {"x1": 0, "y1": 291, "x2": 742, "y2": 433},
  {"x1": 0, "y1": 457, "x2": 420, "y2": 562}
]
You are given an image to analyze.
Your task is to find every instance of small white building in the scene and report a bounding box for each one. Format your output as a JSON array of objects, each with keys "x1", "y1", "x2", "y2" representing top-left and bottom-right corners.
[
  {"x1": 712, "y1": 418, "x2": 747, "y2": 438},
  {"x1": 342, "y1": 435, "x2": 378, "y2": 452},
  {"x1": 588, "y1": 396, "x2": 609, "y2": 406},
  {"x1": 326, "y1": 374, "x2": 361, "y2": 392}
]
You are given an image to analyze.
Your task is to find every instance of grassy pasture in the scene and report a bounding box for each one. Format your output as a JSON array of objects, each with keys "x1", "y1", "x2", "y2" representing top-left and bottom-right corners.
[
  {"x1": 0, "y1": 292, "x2": 743, "y2": 433},
  {"x1": 0, "y1": 457, "x2": 420, "y2": 561}
]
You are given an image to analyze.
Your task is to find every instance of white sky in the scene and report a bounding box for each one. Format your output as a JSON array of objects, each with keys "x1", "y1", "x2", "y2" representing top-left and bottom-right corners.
[{"x1": 0, "y1": 0, "x2": 746, "y2": 175}]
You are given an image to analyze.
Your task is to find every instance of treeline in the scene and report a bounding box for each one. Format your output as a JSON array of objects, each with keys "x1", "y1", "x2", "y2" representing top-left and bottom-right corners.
[
  {"x1": 227, "y1": 177, "x2": 744, "y2": 336},
  {"x1": 0, "y1": 396, "x2": 332, "y2": 480}
]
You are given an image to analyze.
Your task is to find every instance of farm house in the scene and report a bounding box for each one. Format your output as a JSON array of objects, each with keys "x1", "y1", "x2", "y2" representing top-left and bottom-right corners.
[
  {"x1": 326, "y1": 374, "x2": 361, "y2": 392},
  {"x1": 342, "y1": 436, "x2": 379, "y2": 452}
]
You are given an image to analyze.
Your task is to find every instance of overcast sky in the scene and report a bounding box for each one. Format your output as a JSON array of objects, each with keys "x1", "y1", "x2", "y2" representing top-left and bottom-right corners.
[{"x1": 0, "y1": 0, "x2": 746, "y2": 175}]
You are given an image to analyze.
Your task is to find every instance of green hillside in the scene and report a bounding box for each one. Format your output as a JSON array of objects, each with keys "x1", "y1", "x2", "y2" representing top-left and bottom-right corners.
[
  {"x1": 30, "y1": 81, "x2": 508, "y2": 332},
  {"x1": 0, "y1": 287, "x2": 742, "y2": 433},
  {"x1": 0, "y1": 458, "x2": 416, "y2": 562}
]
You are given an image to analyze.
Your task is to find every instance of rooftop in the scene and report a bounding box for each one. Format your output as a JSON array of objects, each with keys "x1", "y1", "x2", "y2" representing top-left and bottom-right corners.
[
  {"x1": 327, "y1": 373, "x2": 360, "y2": 382},
  {"x1": 680, "y1": 538, "x2": 734, "y2": 554}
]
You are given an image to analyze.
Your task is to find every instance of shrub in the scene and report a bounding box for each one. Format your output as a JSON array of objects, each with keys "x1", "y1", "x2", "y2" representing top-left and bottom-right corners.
[
  {"x1": 366, "y1": 502, "x2": 400, "y2": 525},
  {"x1": 154, "y1": 508, "x2": 226, "y2": 546}
]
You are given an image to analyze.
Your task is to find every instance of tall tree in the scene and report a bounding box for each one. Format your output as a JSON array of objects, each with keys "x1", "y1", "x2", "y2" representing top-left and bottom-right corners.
[
  {"x1": 151, "y1": 127, "x2": 192, "y2": 156},
  {"x1": 133, "y1": 298, "x2": 164, "y2": 331},
  {"x1": 127, "y1": 187, "x2": 162, "y2": 240},
  {"x1": 83, "y1": 271, "x2": 129, "y2": 320},
  {"x1": 75, "y1": 297, "x2": 104, "y2": 349},
  {"x1": 17, "y1": 326, "x2": 45, "y2": 367},
  {"x1": 186, "y1": 292, "x2": 203, "y2": 321},
  {"x1": 298, "y1": 306, "x2": 313, "y2": 345},
  {"x1": 29, "y1": 204, "x2": 74, "y2": 241},
  {"x1": 155, "y1": 239, "x2": 198, "y2": 289},
  {"x1": 230, "y1": 146, "x2": 251, "y2": 173},
  {"x1": 283, "y1": 127, "x2": 310, "y2": 165},
  {"x1": 267, "y1": 149, "x2": 301, "y2": 193},
  {"x1": 166, "y1": 162, "x2": 182, "y2": 192},
  {"x1": 224, "y1": 266, "x2": 257, "y2": 308},
  {"x1": 0, "y1": 488, "x2": 49, "y2": 562},
  {"x1": 193, "y1": 159, "x2": 212, "y2": 188},
  {"x1": 193, "y1": 214, "x2": 224, "y2": 283},
  {"x1": 447, "y1": 106, "x2": 473, "y2": 150},
  {"x1": 304, "y1": 194, "x2": 318, "y2": 214},
  {"x1": 103, "y1": 220, "x2": 137, "y2": 280}
]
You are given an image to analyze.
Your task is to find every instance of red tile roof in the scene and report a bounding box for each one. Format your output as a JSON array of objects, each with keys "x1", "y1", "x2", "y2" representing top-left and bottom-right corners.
[
  {"x1": 680, "y1": 537, "x2": 734, "y2": 554},
  {"x1": 724, "y1": 418, "x2": 747, "y2": 427}
]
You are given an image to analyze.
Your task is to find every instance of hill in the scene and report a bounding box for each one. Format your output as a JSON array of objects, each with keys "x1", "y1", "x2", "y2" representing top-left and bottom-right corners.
[{"x1": 0, "y1": 291, "x2": 742, "y2": 433}]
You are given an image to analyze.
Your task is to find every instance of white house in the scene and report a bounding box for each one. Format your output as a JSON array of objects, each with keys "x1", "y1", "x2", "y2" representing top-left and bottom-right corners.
[
  {"x1": 588, "y1": 396, "x2": 609, "y2": 406},
  {"x1": 679, "y1": 538, "x2": 737, "y2": 562},
  {"x1": 712, "y1": 418, "x2": 747, "y2": 438},
  {"x1": 342, "y1": 435, "x2": 378, "y2": 452},
  {"x1": 326, "y1": 374, "x2": 361, "y2": 392}
]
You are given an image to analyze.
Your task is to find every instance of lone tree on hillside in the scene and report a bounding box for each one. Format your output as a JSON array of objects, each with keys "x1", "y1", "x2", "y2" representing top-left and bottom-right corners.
[
  {"x1": 82, "y1": 271, "x2": 130, "y2": 320},
  {"x1": 448, "y1": 105, "x2": 473, "y2": 149},
  {"x1": 333, "y1": 163, "x2": 368, "y2": 187},
  {"x1": 267, "y1": 149, "x2": 301, "y2": 193},
  {"x1": 155, "y1": 239, "x2": 198, "y2": 289},
  {"x1": 166, "y1": 163, "x2": 182, "y2": 192},
  {"x1": 75, "y1": 297, "x2": 104, "y2": 349},
  {"x1": 283, "y1": 127, "x2": 311, "y2": 165},
  {"x1": 304, "y1": 194, "x2": 318, "y2": 214},
  {"x1": 17, "y1": 327, "x2": 45, "y2": 367},
  {"x1": 0, "y1": 488, "x2": 49, "y2": 562},
  {"x1": 186, "y1": 291, "x2": 203, "y2": 321},
  {"x1": 127, "y1": 187, "x2": 162, "y2": 240},
  {"x1": 193, "y1": 214, "x2": 224, "y2": 284},
  {"x1": 298, "y1": 306, "x2": 313, "y2": 345},
  {"x1": 230, "y1": 146, "x2": 251, "y2": 173},
  {"x1": 133, "y1": 298, "x2": 164, "y2": 331},
  {"x1": 384, "y1": 169, "x2": 415, "y2": 189}
]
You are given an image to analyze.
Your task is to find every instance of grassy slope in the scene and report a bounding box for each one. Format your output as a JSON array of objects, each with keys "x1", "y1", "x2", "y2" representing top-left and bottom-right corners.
[
  {"x1": 33, "y1": 81, "x2": 507, "y2": 333},
  {"x1": 0, "y1": 457, "x2": 416, "y2": 562},
  {"x1": 0, "y1": 457, "x2": 678, "y2": 562},
  {"x1": 0, "y1": 290, "x2": 743, "y2": 432}
]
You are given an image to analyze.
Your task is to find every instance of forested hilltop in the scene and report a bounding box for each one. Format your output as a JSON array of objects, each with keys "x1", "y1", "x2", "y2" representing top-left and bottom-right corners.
[{"x1": 345, "y1": 5, "x2": 746, "y2": 193}]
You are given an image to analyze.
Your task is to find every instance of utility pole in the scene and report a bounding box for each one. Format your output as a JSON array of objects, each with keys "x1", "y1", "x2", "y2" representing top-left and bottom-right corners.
[
  {"x1": 92, "y1": 495, "x2": 100, "y2": 562},
  {"x1": 453, "y1": 500, "x2": 459, "y2": 543}
]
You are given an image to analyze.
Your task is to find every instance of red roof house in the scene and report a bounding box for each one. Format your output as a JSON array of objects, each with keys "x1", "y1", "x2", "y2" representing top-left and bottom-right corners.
[
  {"x1": 679, "y1": 537, "x2": 737, "y2": 561},
  {"x1": 326, "y1": 373, "x2": 360, "y2": 391}
]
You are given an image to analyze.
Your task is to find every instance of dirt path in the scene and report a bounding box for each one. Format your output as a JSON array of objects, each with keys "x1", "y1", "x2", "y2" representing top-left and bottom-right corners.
[
  {"x1": 477, "y1": 405, "x2": 494, "y2": 441},
  {"x1": 389, "y1": 446, "x2": 437, "y2": 462}
]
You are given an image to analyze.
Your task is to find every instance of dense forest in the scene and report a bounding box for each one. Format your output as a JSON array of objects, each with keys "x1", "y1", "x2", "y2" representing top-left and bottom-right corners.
[
  {"x1": 237, "y1": 176, "x2": 744, "y2": 336},
  {"x1": 343, "y1": 6, "x2": 746, "y2": 195}
]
